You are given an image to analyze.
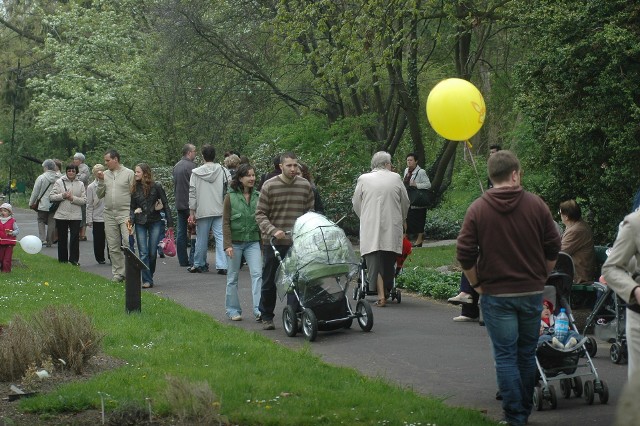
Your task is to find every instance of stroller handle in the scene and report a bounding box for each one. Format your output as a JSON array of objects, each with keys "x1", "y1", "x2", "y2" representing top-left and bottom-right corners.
[{"x1": 269, "y1": 231, "x2": 292, "y2": 260}]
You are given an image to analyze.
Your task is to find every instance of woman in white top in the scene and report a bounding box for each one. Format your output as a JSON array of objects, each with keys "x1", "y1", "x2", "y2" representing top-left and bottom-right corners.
[{"x1": 403, "y1": 153, "x2": 431, "y2": 247}]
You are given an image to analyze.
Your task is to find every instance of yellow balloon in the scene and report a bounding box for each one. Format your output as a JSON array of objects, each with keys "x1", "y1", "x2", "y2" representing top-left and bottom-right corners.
[{"x1": 426, "y1": 78, "x2": 486, "y2": 141}]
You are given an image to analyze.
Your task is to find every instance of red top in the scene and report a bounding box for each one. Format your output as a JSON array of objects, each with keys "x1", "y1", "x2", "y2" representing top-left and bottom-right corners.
[{"x1": 0, "y1": 218, "x2": 17, "y2": 246}]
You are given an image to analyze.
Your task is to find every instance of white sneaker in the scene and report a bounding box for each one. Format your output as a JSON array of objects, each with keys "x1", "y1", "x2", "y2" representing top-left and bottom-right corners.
[
  {"x1": 565, "y1": 337, "x2": 578, "y2": 349},
  {"x1": 453, "y1": 315, "x2": 478, "y2": 322},
  {"x1": 447, "y1": 293, "x2": 473, "y2": 305},
  {"x1": 551, "y1": 337, "x2": 565, "y2": 349},
  {"x1": 230, "y1": 315, "x2": 242, "y2": 321}
]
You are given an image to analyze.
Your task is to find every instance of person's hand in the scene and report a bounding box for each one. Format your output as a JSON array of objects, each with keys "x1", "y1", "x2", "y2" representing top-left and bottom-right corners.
[
  {"x1": 188, "y1": 214, "x2": 196, "y2": 225},
  {"x1": 274, "y1": 230, "x2": 286, "y2": 239},
  {"x1": 225, "y1": 247, "x2": 233, "y2": 259},
  {"x1": 410, "y1": 181, "x2": 417, "y2": 187},
  {"x1": 87, "y1": 222, "x2": 93, "y2": 228},
  {"x1": 134, "y1": 208, "x2": 142, "y2": 214},
  {"x1": 96, "y1": 171, "x2": 104, "y2": 180}
]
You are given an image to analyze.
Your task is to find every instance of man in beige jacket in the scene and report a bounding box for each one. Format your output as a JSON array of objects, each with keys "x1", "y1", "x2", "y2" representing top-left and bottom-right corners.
[
  {"x1": 352, "y1": 151, "x2": 409, "y2": 307},
  {"x1": 96, "y1": 149, "x2": 135, "y2": 282}
]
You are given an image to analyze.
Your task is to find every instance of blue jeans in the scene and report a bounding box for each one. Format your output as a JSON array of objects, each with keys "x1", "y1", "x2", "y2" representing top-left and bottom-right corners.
[
  {"x1": 481, "y1": 293, "x2": 542, "y2": 426},
  {"x1": 225, "y1": 241, "x2": 263, "y2": 318},
  {"x1": 135, "y1": 220, "x2": 163, "y2": 285},
  {"x1": 194, "y1": 216, "x2": 227, "y2": 270},
  {"x1": 176, "y1": 209, "x2": 190, "y2": 266}
]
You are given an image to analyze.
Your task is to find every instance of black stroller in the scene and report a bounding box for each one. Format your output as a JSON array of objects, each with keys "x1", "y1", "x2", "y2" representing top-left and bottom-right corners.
[
  {"x1": 275, "y1": 212, "x2": 374, "y2": 342},
  {"x1": 533, "y1": 252, "x2": 609, "y2": 410},
  {"x1": 582, "y1": 246, "x2": 628, "y2": 364},
  {"x1": 353, "y1": 257, "x2": 402, "y2": 303}
]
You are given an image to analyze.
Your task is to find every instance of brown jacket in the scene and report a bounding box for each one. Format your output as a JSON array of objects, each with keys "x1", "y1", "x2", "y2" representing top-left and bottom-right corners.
[{"x1": 561, "y1": 220, "x2": 596, "y2": 283}]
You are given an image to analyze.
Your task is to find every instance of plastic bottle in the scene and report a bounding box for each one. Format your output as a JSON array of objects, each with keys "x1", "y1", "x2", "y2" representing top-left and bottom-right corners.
[{"x1": 555, "y1": 308, "x2": 569, "y2": 343}]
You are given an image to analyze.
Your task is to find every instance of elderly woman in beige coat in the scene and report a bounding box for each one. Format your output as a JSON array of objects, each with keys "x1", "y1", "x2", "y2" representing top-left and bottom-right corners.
[
  {"x1": 352, "y1": 151, "x2": 410, "y2": 307},
  {"x1": 49, "y1": 163, "x2": 87, "y2": 265}
]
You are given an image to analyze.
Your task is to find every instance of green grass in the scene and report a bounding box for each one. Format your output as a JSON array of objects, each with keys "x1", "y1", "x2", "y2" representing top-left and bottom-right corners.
[
  {"x1": 404, "y1": 244, "x2": 457, "y2": 269},
  {"x1": 2, "y1": 248, "x2": 496, "y2": 425}
]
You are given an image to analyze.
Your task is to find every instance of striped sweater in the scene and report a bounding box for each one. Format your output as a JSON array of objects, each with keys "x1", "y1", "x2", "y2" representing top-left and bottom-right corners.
[{"x1": 255, "y1": 175, "x2": 314, "y2": 246}]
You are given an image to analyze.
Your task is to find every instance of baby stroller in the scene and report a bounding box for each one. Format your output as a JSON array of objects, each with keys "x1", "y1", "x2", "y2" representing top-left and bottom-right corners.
[
  {"x1": 582, "y1": 246, "x2": 628, "y2": 364},
  {"x1": 275, "y1": 212, "x2": 374, "y2": 342},
  {"x1": 353, "y1": 237, "x2": 411, "y2": 303},
  {"x1": 533, "y1": 252, "x2": 609, "y2": 410}
]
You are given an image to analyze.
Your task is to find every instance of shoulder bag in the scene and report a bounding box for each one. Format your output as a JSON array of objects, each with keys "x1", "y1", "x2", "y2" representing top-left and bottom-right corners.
[
  {"x1": 49, "y1": 181, "x2": 66, "y2": 214},
  {"x1": 30, "y1": 182, "x2": 53, "y2": 211}
]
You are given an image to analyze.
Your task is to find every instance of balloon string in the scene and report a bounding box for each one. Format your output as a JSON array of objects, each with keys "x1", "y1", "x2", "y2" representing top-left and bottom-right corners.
[{"x1": 464, "y1": 141, "x2": 485, "y2": 194}]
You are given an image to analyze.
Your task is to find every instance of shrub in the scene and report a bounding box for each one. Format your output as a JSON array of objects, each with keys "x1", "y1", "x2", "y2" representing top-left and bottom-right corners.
[
  {"x1": 0, "y1": 315, "x2": 44, "y2": 381},
  {"x1": 164, "y1": 375, "x2": 227, "y2": 424},
  {"x1": 396, "y1": 267, "x2": 461, "y2": 300}
]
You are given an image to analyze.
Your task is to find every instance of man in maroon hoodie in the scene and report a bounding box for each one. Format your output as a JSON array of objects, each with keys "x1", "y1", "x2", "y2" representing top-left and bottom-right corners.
[{"x1": 456, "y1": 150, "x2": 561, "y2": 426}]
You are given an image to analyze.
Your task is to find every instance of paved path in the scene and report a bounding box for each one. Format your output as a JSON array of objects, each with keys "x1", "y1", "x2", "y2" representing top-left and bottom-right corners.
[{"x1": 13, "y1": 208, "x2": 625, "y2": 425}]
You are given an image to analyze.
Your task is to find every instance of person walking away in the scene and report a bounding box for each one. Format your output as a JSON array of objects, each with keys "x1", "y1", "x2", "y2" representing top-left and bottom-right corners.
[
  {"x1": 173, "y1": 144, "x2": 197, "y2": 267},
  {"x1": 188, "y1": 144, "x2": 229, "y2": 274},
  {"x1": 352, "y1": 151, "x2": 410, "y2": 307},
  {"x1": 86, "y1": 164, "x2": 107, "y2": 264},
  {"x1": 50, "y1": 163, "x2": 87, "y2": 265},
  {"x1": 258, "y1": 154, "x2": 281, "y2": 191},
  {"x1": 73, "y1": 153, "x2": 91, "y2": 241},
  {"x1": 0, "y1": 203, "x2": 19, "y2": 272},
  {"x1": 456, "y1": 150, "x2": 561, "y2": 426},
  {"x1": 130, "y1": 163, "x2": 173, "y2": 288},
  {"x1": 29, "y1": 159, "x2": 58, "y2": 247},
  {"x1": 96, "y1": 149, "x2": 135, "y2": 282},
  {"x1": 223, "y1": 163, "x2": 262, "y2": 321},
  {"x1": 403, "y1": 153, "x2": 431, "y2": 247},
  {"x1": 255, "y1": 152, "x2": 314, "y2": 329},
  {"x1": 602, "y1": 210, "x2": 640, "y2": 380}
]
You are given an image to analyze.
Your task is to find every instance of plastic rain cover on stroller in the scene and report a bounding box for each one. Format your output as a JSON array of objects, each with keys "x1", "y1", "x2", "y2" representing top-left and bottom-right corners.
[{"x1": 275, "y1": 212, "x2": 358, "y2": 307}]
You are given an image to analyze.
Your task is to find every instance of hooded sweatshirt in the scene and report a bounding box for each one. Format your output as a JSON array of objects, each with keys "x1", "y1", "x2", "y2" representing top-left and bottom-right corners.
[
  {"x1": 189, "y1": 162, "x2": 229, "y2": 219},
  {"x1": 29, "y1": 170, "x2": 59, "y2": 211},
  {"x1": 456, "y1": 186, "x2": 561, "y2": 295}
]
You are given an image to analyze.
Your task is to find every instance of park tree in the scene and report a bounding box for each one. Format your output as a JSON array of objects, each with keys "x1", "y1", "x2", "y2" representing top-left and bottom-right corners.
[{"x1": 513, "y1": 0, "x2": 640, "y2": 242}]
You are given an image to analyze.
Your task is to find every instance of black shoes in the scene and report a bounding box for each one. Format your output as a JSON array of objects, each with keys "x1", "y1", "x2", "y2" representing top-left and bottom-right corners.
[
  {"x1": 217, "y1": 269, "x2": 227, "y2": 275},
  {"x1": 97, "y1": 260, "x2": 106, "y2": 264},
  {"x1": 187, "y1": 266, "x2": 205, "y2": 273}
]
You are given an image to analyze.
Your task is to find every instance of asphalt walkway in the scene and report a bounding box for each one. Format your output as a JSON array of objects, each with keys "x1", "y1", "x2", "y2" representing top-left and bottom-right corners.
[{"x1": 12, "y1": 208, "x2": 625, "y2": 425}]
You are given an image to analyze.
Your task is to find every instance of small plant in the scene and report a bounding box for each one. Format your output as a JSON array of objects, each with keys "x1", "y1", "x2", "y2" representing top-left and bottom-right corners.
[
  {"x1": 396, "y1": 267, "x2": 461, "y2": 300},
  {"x1": 165, "y1": 375, "x2": 228, "y2": 425},
  {"x1": 32, "y1": 304, "x2": 103, "y2": 374},
  {"x1": 107, "y1": 401, "x2": 149, "y2": 426},
  {"x1": 0, "y1": 315, "x2": 44, "y2": 381}
]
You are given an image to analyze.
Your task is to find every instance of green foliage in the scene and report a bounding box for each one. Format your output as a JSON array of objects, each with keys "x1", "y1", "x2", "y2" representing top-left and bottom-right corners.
[
  {"x1": 396, "y1": 267, "x2": 461, "y2": 300},
  {"x1": 513, "y1": 0, "x2": 640, "y2": 243}
]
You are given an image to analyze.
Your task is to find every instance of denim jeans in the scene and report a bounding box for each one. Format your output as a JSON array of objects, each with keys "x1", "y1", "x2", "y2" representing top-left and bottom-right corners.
[
  {"x1": 481, "y1": 293, "x2": 543, "y2": 426},
  {"x1": 135, "y1": 220, "x2": 164, "y2": 285},
  {"x1": 225, "y1": 241, "x2": 263, "y2": 318},
  {"x1": 194, "y1": 216, "x2": 227, "y2": 270},
  {"x1": 176, "y1": 209, "x2": 190, "y2": 266}
]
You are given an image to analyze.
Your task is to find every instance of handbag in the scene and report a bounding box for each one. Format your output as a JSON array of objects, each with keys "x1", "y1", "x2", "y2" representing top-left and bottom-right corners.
[
  {"x1": 407, "y1": 186, "x2": 433, "y2": 208},
  {"x1": 158, "y1": 228, "x2": 176, "y2": 257},
  {"x1": 31, "y1": 182, "x2": 53, "y2": 211}
]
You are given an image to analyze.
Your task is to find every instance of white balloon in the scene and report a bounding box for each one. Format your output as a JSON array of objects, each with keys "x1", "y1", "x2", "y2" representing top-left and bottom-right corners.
[{"x1": 19, "y1": 235, "x2": 43, "y2": 255}]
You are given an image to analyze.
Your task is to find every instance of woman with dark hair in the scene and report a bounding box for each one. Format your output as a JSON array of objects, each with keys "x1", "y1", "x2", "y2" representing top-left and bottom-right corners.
[
  {"x1": 298, "y1": 162, "x2": 324, "y2": 214},
  {"x1": 222, "y1": 163, "x2": 262, "y2": 321},
  {"x1": 130, "y1": 163, "x2": 173, "y2": 288},
  {"x1": 403, "y1": 153, "x2": 431, "y2": 247},
  {"x1": 49, "y1": 163, "x2": 86, "y2": 265},
  {"x1": 559, "y1": 199, "x2": 596, "y2": 283}
]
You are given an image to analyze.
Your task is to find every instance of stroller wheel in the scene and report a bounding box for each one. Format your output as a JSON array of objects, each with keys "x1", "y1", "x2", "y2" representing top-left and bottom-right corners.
[
  {"x1": 302, "y1": 308, "x2": 318, "y2": 342},
  {"x1": 560, "y1": 379, "x2": 572, "y2": 399},
  {"x1": 533, "y1": 386, "x2": 544, "y2": 411},
  {"x1": 282, "y1": 305, "x2": 298, "y2": 338},
  {"x1": 572, "y1": 377, "x2": 583, "y2": 398},
  {"x1": 396, "y1": 290, "x2": 402, "y2": 304},
  {"x1": 356, "y1": 300, "x2": 374, "y2": 332},
  {"x1": 597, "y1": 379, "x2": 609, "y2": 404},
  {"x1": 584, "y1": 381, "x2": 595, "y2": 405},
  {"x1": 585, "y1": 337, "x2": 597, "y2": 358},
  {"x1": 610, "y1": 342, "x2": 625, "y2": 364},
  {"x1": 548, "y1": 385, "x2": 558, "y2": 409}
]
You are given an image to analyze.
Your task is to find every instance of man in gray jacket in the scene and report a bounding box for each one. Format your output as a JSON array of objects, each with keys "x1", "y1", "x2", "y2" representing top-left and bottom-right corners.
[
  {"x1": 29, "y1": 159, "x2": 58, "y2": 247},
  {"x1": 173, "y1": 143, "x2": 196, "y2": 267},
  {"x1": 188, "y1": 144, "x2": 229, "y2": 274}
]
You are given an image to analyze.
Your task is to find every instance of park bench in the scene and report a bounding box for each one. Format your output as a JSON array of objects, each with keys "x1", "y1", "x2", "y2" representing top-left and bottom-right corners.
[{"x1": 570, "y1": 245, "x2": 609, "y2": 309}]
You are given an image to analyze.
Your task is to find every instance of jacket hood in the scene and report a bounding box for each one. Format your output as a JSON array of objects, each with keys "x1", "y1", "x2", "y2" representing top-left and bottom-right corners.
[
  {"x1": 482, "y1": 186, "x2": 525, "y2": 214},
  {"x1": 43, "y1": 170, "x2": 58, "y2": 183},
  {"x1": 192, "y1": 163, "x2": 223, "y2": 183}
]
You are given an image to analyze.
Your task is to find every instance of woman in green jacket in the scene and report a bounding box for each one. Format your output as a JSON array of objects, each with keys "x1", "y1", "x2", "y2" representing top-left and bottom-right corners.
[{"x1": 222, "y1": 163, "x2": 262, "y2": 321}]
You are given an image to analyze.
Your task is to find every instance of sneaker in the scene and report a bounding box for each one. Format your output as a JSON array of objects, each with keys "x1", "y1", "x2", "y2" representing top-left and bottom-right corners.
[
  {"x1": 217, "y1": 269, "x2": 227, "y2": 275},
  {"x1": 111, "y1": 275, "x2": 125, "y2": 283},
  {"x1": 453, "y1": 315, "x2": 478, "y2": 322},
  {"x1": 565, "y1": 337, "x2": 578, "y2": 349},
  {"x1": 551, "y1": 337, "x2": 565, "y2": 349},
  {"x1": 187, "y1": 266, "x2": 205, "y2": 273},
  {"x1": 230, "y1": 315, "x2": 242, "y2": 321},
  {"x1": 447, "y1": 293, "x2": 473, "y2": 305},
  {"x1": 255, "y1": 314, "x2": 262, "y2": 322},
  {"x1": 262, "y1": 320, "x2": 275, "y2": 330}
]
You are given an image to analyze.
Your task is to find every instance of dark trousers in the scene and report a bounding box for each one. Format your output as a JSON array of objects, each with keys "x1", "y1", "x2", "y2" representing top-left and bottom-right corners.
[
  {"x1": 92, "y1": 222, "x2": 106, "y2": 262},
  {"x1": 460, "y1": 274, "x2": 480, "y2": 318},
  {"x1": 259, "y1": 244, "x2": 290, "y2": 321},
  {"x1": 176, "y1": 209, "x2": 190, "y2": 266},
  {"x1": 56, "y1": 219, "x2": 81, "y2": 263}
]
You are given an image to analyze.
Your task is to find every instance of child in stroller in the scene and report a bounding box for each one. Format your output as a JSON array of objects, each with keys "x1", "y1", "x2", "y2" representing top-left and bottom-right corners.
[{"x1": 538, "y1": 298, "x2": 582, "y2": 350}]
